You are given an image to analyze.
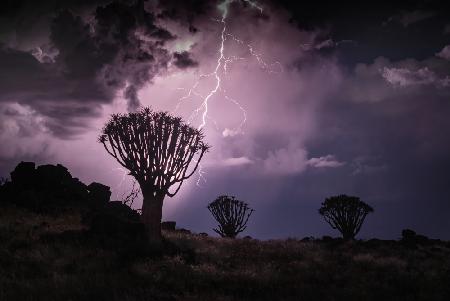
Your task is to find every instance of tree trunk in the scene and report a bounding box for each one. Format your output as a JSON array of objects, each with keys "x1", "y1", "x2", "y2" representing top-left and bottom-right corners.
[
  {"x1": 342, "y1": 230, "x2": 355, "y2": 240},
  {"x1": 141, "y1": 188, "x2": 165, "y2": 243}
]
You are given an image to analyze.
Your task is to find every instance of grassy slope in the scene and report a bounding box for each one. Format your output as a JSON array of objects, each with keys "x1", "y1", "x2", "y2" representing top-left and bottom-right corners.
[{"x1": 1, "y1": 205, "x2": 450, "y2": 301}]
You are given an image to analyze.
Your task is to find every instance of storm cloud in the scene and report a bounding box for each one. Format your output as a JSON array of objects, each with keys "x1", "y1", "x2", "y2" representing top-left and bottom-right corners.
[
  {"x1": 1, "y1": 0, "x2": 450, "y2": 239},
  {"x1": 0, "y1": 0, "x2": 180, "y2": 136}
]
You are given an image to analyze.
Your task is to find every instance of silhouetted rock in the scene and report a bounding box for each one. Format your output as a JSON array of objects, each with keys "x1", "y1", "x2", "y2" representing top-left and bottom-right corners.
[
  {"x1": 402, "y1": 229, "x2": 417, "y2": 240},
  {"x1": 1, "y1": 162, "x2": 113, "y2": 211},
  {"x1": 87, "y1": 182, "x2": 111, "y2": 206},
  {"x1": 322, "y1": 235, "x2": 334, "y2": 242},
  {"x1": 35, "y1": 164, "x2": 72, "y2": 190},
  {"x1": 88, "y1": 200, "x2": 145, "y2": 248},
  {"x1": 10, "y1": 162, "x2": 36, "y2": 188},
  {"x1": 89, "y1": 213, "x2": 146, "y2": 247},
  {"x1": 176, "y1": 228, "x2": 191, "y2": 234},
  {"x1": 105, "y1": 201, "x2": 140, "y2": 221},
  {"x1": 161, "y1": 221, "x2": 176, "y2": 231},
  {"x1": 0, "y1": 181, "x2": 15, "y2": 205},
  {"x1": 401, "y1": 229, "x2": 430, "y2": 247},
  {"x1": 66, "y1": 178, "x2": 90, "y2": 203}
]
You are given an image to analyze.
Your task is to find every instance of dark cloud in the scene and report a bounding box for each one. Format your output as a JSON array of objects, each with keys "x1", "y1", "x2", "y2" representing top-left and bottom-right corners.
[
  {"x1": 274, "y1": 0, "x2": 450, "y2": 65},
  {"x1": 50, "y1": 1, "x2": 174, "y2": 113},
  {"x1": 392, "y1": 10, "x2": 435, "y2": 27},
  {"x1": 0, "y1": 0, "x2": 176, "y2": 138},
  {"x1": 156, "y1": 0, "x2": 213, "y2": 29},
  {"x1": 173, "y1": 51, "x2": 199, "y2": 69},
  {"x1": 2, "y1": 0, "x2": 450, "y2": 240},
  {"x1": 0, "y1": 45, "x2": 108, "y2": 137}
]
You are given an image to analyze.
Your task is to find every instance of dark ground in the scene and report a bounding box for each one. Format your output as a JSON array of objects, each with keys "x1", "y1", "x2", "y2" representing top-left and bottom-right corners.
[{"x1": 1, "y1": 202, "x2": 450, "y2": 301}]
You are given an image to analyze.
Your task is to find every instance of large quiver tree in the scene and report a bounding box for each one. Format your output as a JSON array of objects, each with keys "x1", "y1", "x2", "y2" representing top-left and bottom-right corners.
[
  {"x1": 99, "y1": 107, "x2": 209, "y2": 242},
  {"x1": 319, "y1": 194, "x2": 374, "y2": 240}
]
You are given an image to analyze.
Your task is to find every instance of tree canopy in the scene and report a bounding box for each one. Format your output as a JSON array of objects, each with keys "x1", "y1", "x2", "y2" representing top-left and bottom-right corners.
[
  {"x1": 208, "y1": 195, "x2": 254, "y2": 238},
  {"x1": 99, "y1": 107, "x2": 209, "y2": 241},
  {"x1": 99, "y1": 107, "x2": 209, "y2": 197},
  {"x1": 319, "y1": 194, "x2": 374, "y2": 240}
]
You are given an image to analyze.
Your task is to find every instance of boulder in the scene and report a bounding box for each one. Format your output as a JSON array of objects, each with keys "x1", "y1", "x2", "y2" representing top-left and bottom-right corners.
[
  {"x1": 89, "y1": 213, "x2": 146, "y2": 247},
  {"x1": 65, "y1": 178, "x2": 89, "y2": 203},
  {"x1": 401, "y1": 229, "x2": 417, "y2": 240},
  {"x1": 105, "y1": 201, "x2": 140, "y2": 222},
  {"x1": 10, "y1": 162, "x2": 36, "y2": 188},
  {"x1": 321, "y1": 235, "x2": 334, "y2": 242},
  {"x1": 175, "y1": 228, "x2": 191, "y2": 234},
  {"x1": 161, "y1": 221, "x2": 176, "y2": 231},
  {"x1": 401, "y1": 229, "x2": 430, "y2": 246},
  {"x1": 35, "y1": 164, "x2": 73, "y2": 190},
  {"x1": 87, "y1": 182, "x2": 111, "y2": 206}
]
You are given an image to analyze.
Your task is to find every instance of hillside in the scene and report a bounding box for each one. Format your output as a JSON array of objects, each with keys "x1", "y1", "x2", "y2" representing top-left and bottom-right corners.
[{"x1": 1, "y1": 202, "x2": 450, "y2": 301}]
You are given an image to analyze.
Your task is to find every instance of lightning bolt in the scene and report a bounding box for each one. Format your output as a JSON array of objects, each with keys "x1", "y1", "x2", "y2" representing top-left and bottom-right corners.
[
  {"x1": 223, "y1": 92, "x2": 247, "y2": 136},
  {"x1": 111, "y1": 167, "x2": 131, "y2": 199},
  {"x1": 173, "y1": 0, "x2": 282, "y2": 186},
  {"x1": 176, "y1": 0, "x2": 281, "y2": 132},
  {"x1": 109, "y1": 1, "x2": 273, "y2": 201},
  {"x1": 198, "y1": 1, "x2": 228, "y2": 130},
  {"x1": 226, "y1": 33, "x2": 283, "y2": 74},
  {"x1": 242, "y1": 0, "x2": 263, "y2": 13}
]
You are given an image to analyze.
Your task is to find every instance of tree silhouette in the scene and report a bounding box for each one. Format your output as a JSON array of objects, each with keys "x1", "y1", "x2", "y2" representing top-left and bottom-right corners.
[
  {"x1": 99, "y1": 107, "x2": 209, "y2": 242},
  {"x1": 318, "y1": 194, "x2": 374, "y2": 240},
  {"x1": 207, "y1": 195, "x2": 254, "y2": 238}
]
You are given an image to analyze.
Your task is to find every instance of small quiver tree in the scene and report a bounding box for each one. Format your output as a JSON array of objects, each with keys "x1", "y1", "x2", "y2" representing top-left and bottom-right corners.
[
  {"x1": 319, "y1": 194, "x2": 373, "y2": 240},
  {"x1": 207, "y1": 195, "x2": 254, "y2": 238},
  {"x1": 99, "y1": 107, "x2": 209, "y2": 242}
]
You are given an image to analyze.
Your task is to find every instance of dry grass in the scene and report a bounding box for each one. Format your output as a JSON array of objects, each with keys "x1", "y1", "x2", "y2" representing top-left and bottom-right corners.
[{"x1": 1, "y1": 204, "x2": 450, "y2": 301}]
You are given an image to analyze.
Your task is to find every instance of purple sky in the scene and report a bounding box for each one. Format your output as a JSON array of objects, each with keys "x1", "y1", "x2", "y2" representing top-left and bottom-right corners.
[{"x1": 1, "y1": 0, "x2": 450, "y2": 239}]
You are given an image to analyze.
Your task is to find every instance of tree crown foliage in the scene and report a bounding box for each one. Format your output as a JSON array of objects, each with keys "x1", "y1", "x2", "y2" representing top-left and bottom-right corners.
[
  {"x1": 208, "y1": 195, "x2": 254, "y2": 238},
  {"x1": 99, "y1": 107, "x2": 210, "y2": 197},
  {"x1": 319, "y1": 194, "x2": 374, "y2": 239}
]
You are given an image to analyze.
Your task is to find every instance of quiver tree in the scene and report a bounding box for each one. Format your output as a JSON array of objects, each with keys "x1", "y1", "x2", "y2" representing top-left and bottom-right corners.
[
  {"x1": 207, "y1": 195, "x2": 254, "y2": 238},
  {"x1": 99, "y1": 107, "x2": 209, "y2": 242},
  {"x1": 319, "y1": 194, "x2": 374, "y2": 240}
]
